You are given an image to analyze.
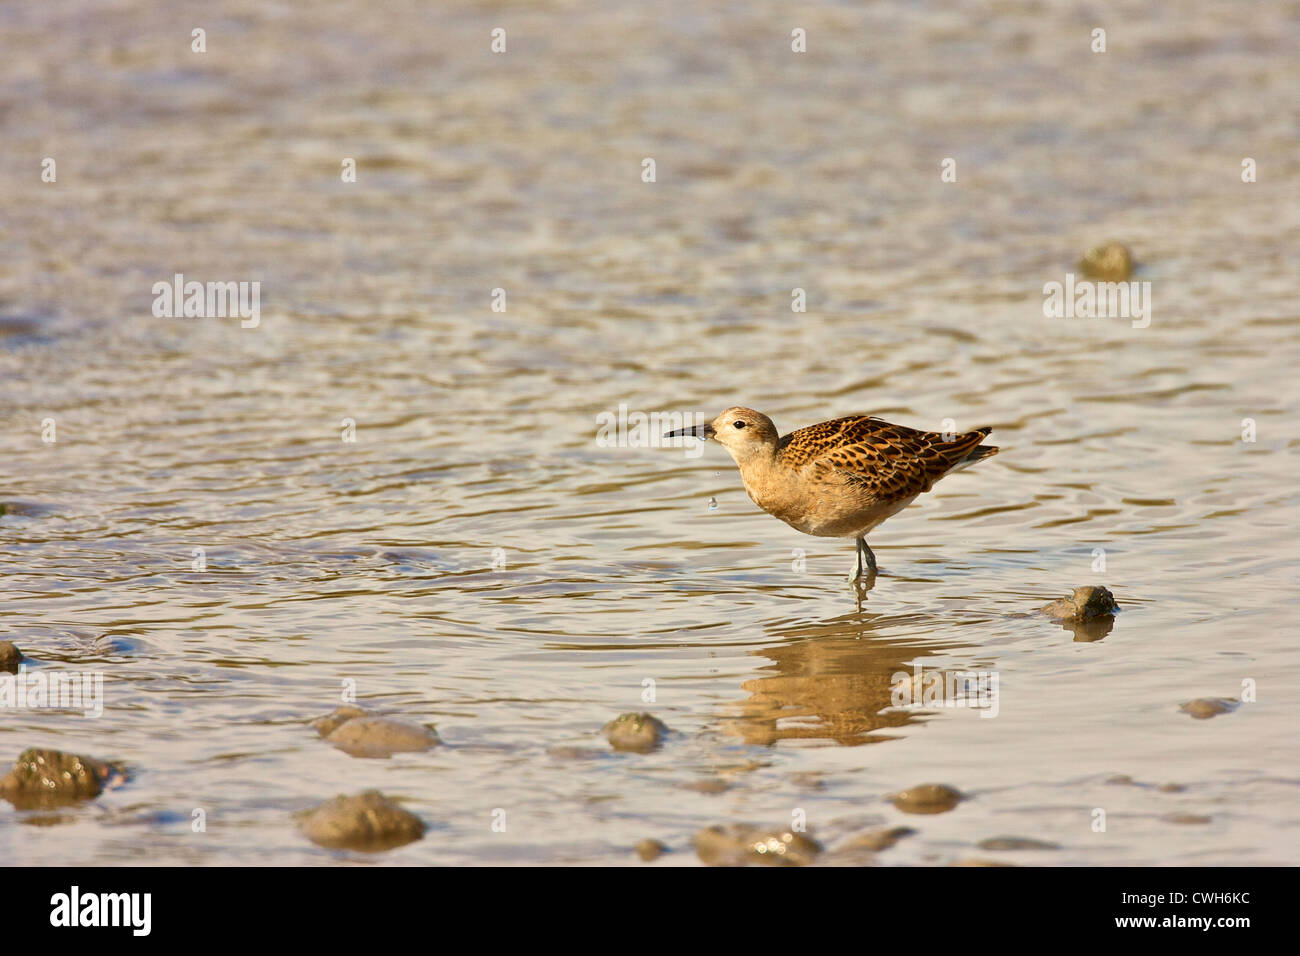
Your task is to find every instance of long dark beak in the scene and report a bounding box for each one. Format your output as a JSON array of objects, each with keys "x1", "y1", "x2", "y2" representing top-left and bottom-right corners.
[{"x1": 664, "y1": 422, "x2": 715, "y2": 441}]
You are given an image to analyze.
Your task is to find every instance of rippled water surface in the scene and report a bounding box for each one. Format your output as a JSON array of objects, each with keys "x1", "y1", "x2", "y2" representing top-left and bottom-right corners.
[{"x1": 2, "y1": 0, "x2": 1298, "y2": 865}]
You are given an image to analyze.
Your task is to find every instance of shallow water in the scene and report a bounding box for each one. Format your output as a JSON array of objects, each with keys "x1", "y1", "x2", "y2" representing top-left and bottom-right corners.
[{"x1": 1, "y1": 0, "x2": 1298, "y2": 865}]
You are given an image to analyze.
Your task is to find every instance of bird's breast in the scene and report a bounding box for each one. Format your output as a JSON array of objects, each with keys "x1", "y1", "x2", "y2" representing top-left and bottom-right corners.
[{"x1": 742, "y1": 467, "x2": 837, "y2": 535}]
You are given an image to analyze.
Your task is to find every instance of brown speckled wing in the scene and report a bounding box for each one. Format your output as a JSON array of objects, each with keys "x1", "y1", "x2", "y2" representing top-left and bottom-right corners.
[{"x1": 778, "y1": 416, "x2": 991, "y2": 499}]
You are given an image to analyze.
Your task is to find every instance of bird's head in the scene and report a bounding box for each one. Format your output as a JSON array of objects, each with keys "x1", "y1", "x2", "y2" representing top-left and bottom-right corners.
[{"x1": 665, "y1": 406, "x2": 779, "y2": 466}]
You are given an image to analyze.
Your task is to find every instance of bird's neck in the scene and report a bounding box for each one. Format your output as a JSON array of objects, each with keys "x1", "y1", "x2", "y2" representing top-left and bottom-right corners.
[{"x1": 727, "y1": 444, "x2": 778, "y2": 482}]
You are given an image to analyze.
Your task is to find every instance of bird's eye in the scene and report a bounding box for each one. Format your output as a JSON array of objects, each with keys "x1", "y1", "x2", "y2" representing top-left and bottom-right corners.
[{"x1": 734, "y1": 421, "x2": 746, "y2": 429}]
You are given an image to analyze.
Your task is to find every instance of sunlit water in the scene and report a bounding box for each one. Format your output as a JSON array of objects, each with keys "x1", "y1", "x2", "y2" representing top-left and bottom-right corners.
[{"x1": 1, "y1": 0, "x2": 1298, "y2": 865}]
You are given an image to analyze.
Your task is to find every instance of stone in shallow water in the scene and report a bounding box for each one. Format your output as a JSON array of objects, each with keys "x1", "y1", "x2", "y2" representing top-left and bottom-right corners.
[
  {"x1": 0, "y1": 640, "x2": 21, "y2": 674},
  {"x1": 694, "y1": 824, "x2": 822, "y2": 867},
  {"x1": 0, "y1": 748, "x2": 115, "y2": 809},
  {"x1": 311, "y1": 705, "x2": 369, "y2": 737},
  {"x1": 298, "y1": 790, "x2": 426, "y2": 852},
  {"x1": 326, "y1": 718, "x2": 441, "y2": 758},
  {"x1": 0, "y1": 316, "x2": 44, "y2": 338},
  {"x1": 790, "y1": 772, "x2": 827, "y2": 791},
  {"x1": 1162, "y1": 813, "x2": 1211, "y2": 825},
  {"x1": 546, "y1": 745, "x2": 608, "y2": 761},
  {"x1": 842, "y1": 826, "x2": 916, "y2": 852},
  {"x1": 635, "y1": 838, "x2": 668, "y2": 862},
  {"x1": 603, "y1": 712, "x2": 669, "y2": 753},
  {"x1": 889, "y1": 783, "x2": 965, "y2": 815},
  {"x1": 950, "y1": 858, "x2": 1017, "y2": 867},
  {"x1": 1079, "y1": 241, "x2": 1135, "y2": 281},
  {"x1": 977, "y1": 836, "x2": 1061, "y2": 851},
  {"x1": 0, "y1": 500, "x2": 56, "y2": 518},
  {"x1": 313, "y1": 707, "x2": 441, "y2": 758},
  {"x1": 1179, "y1": 698, "x2": 1238, "y2": 720},
  {"x1": 1040, "y1": 586, "x2": 1119, "y2": 622}
]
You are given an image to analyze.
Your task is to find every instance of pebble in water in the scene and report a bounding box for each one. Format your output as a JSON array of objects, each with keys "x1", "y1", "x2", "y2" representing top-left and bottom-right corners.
[
  {"x1": 950, "y1": 858, "x2": 1017, "y2": 867},
  {"x1": 977, "y1": 836, "x2": 1061, "y2": 851},
  {"x1": 313, "y1": 707, "x2": 442, "y2": 758},
  {"x1": 0, "y1": 748, "x2": 117, "y2": 809},
  {"x1": 694, "y1": 824, "x2": 822, "y2": 867},
  {"x1": 889, "y1": 783, "x2": 965, "y2": 815},
  {"x1": 311, "y1": 705, "x2": 369, "y2": 737},
  {"x1": 1179, "y1": 698, "x2": 1239, "y2": 719},
  {"x1": 0, "y1": 500, "x2": 55, "y2": 519},
  {"x1": 841, "y1": 826, "x2": 916, "y2": 852},
  {"x1": 1040, "y1": 586, "x2": 1119, "y2": 622},
  {"x1": 297, "y1": 791, "x2": 426, "y2": 852},
  {"x1": 0, "y1": 640, "x2": 21, "y2": 674},
  {"x1": 603, "y1": 713, "x2": 669, "y2": 753},
  {"x1": 546, "y1": 745, "x2": 608, "y2": 761},
  {"x1": 635, "y1": 839, "x2": 668, "y2": 861},
  {"x1": 1079, "y1": 241, "x2": 1135, "y2": 281}
]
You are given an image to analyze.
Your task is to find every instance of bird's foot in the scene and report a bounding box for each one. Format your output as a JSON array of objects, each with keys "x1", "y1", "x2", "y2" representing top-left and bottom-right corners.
[
  {"x1": 848, "y1": 559, "x2": 878, "y2": 589},
  {"x1": 850, "y1": 538, "x2": 880, "y2": 582},
  {"x1": 851, "y1": 568, "x2": 877, "y2": 601}
]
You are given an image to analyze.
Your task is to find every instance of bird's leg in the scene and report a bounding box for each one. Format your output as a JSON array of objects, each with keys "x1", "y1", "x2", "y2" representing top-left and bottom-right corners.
[
  {"x1": 862, "y1": 539, "x2": 878, "y2": 574},
  {"x1": 848, "y1": 536, "x2": 866, "y2": 582}
]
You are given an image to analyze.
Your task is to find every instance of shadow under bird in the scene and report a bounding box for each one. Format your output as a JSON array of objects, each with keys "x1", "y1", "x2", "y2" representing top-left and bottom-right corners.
[{"x1": 665, "y1": 407, "x2": 999, "y2": 583}]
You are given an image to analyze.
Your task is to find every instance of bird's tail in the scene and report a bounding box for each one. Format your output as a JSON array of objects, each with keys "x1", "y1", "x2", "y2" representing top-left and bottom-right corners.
[{"x1": 946, "y1": 427, "x2": 999, "y2": 473}]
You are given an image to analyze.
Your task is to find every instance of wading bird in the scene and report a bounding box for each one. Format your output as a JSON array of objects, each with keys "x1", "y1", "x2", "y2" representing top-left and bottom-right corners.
[{"x1": 665, "y1": 407, "x2": 998, "y2": 583}]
